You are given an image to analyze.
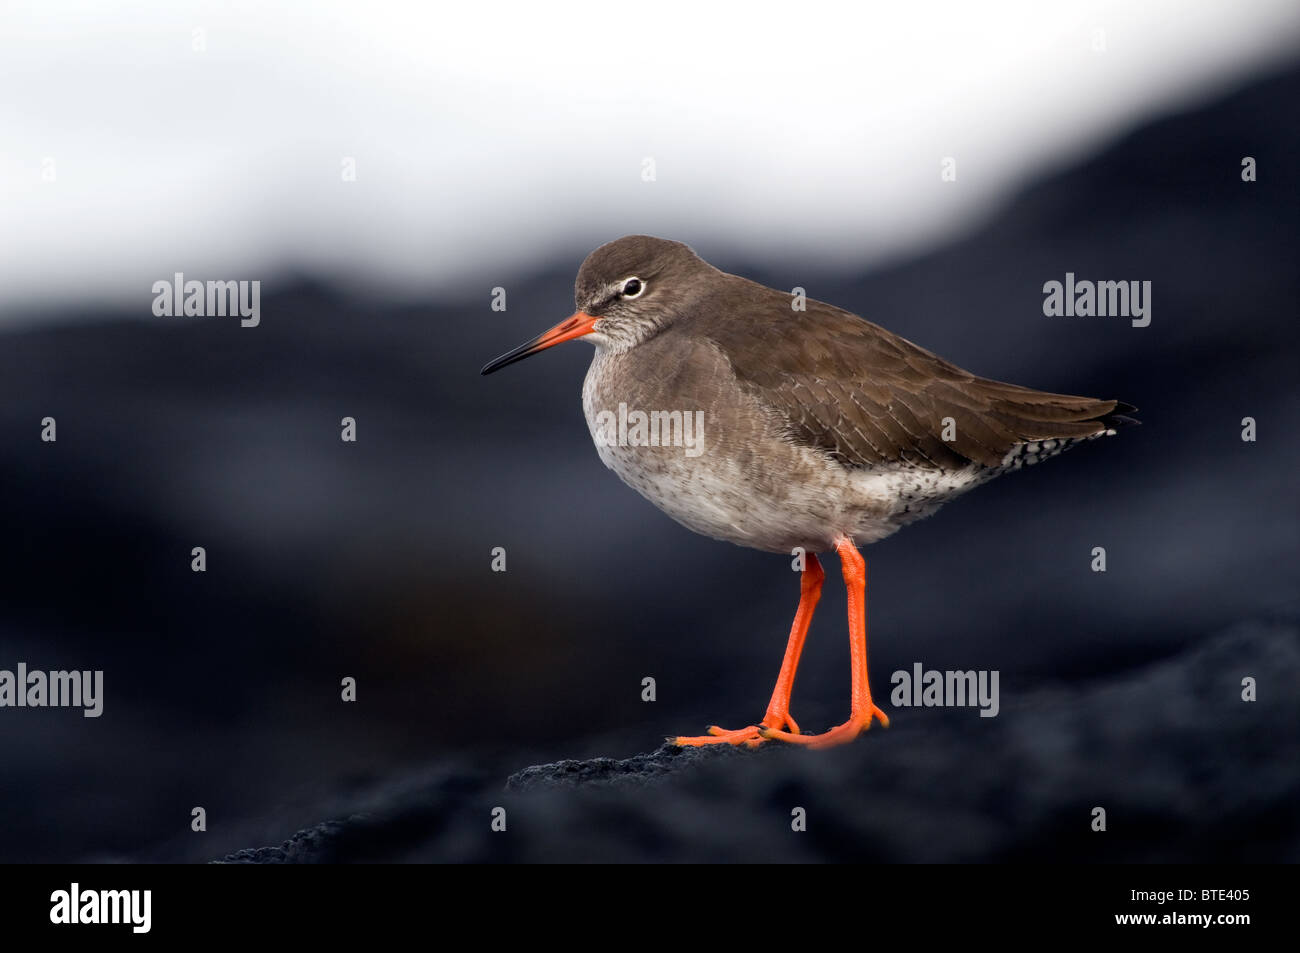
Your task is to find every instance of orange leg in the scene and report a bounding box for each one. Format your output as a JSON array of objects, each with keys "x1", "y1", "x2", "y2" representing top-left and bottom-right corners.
[
  {"x1": 760, "y1": 536, "x2": 889, "y2": 748},
  {"x1": 674, "y1": 553, "x2": 824, "y2": 748}
]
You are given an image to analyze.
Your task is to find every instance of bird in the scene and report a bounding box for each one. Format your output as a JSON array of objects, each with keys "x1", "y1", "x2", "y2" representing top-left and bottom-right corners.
[{"x1": 481, "y1": 235, "x2": 1136, "y2": 749}]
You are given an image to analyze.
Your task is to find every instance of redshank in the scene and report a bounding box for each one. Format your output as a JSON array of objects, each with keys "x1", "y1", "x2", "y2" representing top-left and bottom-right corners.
[{"x1": 482, "y1": 236, "x2": 1136, "y2": 748}]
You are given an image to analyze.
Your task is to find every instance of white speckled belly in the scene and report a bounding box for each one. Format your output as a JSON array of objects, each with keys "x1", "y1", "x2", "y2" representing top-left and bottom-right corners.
[{"x1": 579, "y1": 345, "x2": 990, "y2": 554}]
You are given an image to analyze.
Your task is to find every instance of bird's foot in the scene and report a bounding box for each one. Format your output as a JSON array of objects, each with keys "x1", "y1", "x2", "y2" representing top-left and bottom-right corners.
[
  {"x1": 759, "y1": 701, "x2": 890, "y2": 749},
  {"x1": 672, "y1": 712, "x2": 801, "y2": 749}
]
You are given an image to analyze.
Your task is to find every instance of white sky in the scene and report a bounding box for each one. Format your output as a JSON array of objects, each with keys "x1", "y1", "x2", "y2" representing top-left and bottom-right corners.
[{"x1": 1, "y1": 0, "x2": 1298, "y2": 323}]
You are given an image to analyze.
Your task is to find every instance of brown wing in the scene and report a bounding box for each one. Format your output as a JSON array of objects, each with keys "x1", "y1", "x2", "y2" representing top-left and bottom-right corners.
[{"x1": 700, "y1": 280, "x2": 1135, "y2": 470}]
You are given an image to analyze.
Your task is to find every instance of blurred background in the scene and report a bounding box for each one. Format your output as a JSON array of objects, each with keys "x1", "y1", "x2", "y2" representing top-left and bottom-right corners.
[{"x1": 0, "y1": 1, "x2": 1297, "y2": 862}]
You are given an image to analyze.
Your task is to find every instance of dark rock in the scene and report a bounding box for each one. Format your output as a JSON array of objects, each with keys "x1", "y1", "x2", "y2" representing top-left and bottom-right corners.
[
  {"x1": 219, "y1": 617, "x2": 1300, "y2": 863},
  {"x1": 505, "y1": 741, "x2": 756, "y2": 792}
]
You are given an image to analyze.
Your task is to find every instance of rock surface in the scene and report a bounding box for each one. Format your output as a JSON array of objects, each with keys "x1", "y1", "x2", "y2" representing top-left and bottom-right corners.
[{"x1": 219, "y1": 617, "x2": 1300, "y2": 863}]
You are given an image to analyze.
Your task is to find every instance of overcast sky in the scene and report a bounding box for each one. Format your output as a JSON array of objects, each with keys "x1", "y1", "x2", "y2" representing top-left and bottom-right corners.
[{"x1": 2, "y1": 0, "x2": 1298, "y2": 323}]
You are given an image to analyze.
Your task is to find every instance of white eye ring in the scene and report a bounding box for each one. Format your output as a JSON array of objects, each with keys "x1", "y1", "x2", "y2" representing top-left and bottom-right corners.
[{"x1": 620, "y1": 277, "x2": 646, "y2": 299}]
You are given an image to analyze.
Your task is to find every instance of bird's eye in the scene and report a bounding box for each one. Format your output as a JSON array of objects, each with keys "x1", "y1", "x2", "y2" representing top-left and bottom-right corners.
[{"x1": 620, "y1": 277, "x2": 645, "y2": 298}]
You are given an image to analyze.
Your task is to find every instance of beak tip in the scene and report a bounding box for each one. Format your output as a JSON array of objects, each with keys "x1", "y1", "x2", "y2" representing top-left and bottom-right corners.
[{"x1": 479, "y1": 310, "x2": 596, "y2": 379}]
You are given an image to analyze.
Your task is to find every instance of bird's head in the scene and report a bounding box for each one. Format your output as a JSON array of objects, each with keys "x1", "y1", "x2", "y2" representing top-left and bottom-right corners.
[{"x1": 481, "y1": 235, "x2": 711, "y2": 375}]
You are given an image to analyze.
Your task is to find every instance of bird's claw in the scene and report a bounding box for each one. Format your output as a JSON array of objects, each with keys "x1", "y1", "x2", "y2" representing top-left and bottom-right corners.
[{"x1": 672, "y1": 712, "x2": 801, "y2": 748}]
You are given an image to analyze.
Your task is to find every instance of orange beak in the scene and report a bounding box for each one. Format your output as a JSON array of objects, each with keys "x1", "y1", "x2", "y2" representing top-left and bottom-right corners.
[{"x1": 480, "y1": 311, "x2": 599, "y2": 375}]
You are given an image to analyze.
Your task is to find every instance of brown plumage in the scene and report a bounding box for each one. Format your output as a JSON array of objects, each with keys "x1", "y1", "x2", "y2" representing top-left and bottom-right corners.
[
  {"x1": 699, "y1": 278, "x2": 1137, "y2": 471},
  {"x1": 482, "y1": 235, "x2": 1136, "y2": 749},
  {"x1": 486, "y1": 235, "x2": 1138, "y2": 552}
]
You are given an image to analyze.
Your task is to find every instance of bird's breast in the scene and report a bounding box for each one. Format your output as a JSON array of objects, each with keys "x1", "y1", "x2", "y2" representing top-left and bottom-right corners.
[{"x1": 579, "y1": 344, "x2": 857, "y2": 552}]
